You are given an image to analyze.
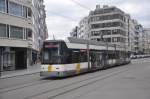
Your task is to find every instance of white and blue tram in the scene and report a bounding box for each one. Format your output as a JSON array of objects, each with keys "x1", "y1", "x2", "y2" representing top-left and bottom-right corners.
[{"x1": 40, "y1": 37, "x2": 131, "y2": 77}]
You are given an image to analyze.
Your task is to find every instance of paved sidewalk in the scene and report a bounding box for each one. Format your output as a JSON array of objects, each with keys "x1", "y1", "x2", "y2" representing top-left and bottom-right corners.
[{"x1": 0, "y1": 64, "x2": 40, "y2": 79}]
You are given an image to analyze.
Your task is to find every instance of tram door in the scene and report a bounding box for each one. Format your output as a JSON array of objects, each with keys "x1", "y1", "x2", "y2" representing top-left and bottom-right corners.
[{"x1": 90, "y1": 52, "x2": 103, "y2": 69}]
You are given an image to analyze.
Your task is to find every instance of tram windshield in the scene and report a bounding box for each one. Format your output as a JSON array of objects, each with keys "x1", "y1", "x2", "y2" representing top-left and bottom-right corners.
[
  {"x1": 41, "y1": 41, "x2": 88, "y2": 64},
  {"x1": 42, "y1": 42, "x2": 62, "y2": 64}
]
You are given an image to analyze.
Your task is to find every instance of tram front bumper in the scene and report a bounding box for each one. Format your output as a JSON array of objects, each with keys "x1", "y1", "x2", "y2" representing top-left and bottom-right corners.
[{"x1": 40, "y1": 71, "x2": 66, "y2": 77}]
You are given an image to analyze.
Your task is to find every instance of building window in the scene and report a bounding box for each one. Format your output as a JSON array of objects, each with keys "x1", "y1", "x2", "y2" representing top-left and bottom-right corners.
[
  {"x1": 27, "y1": 8, "x2": 32, "y2": 18},
  {"x1": 9, "y1": 2, "x2": 22, "y2": 17},
  {"x1": 91, "y1": 14, "x2": 125, "y2": 22},
  {"x1": 0, "y1": 0, "x2": 5, "y2": 12},
  {"x1": 10, "y1": 26, "x2": 23, "y2": 39},
  {"x1": 6, "y1": 0, "x2": 8, "y2": 13},
  {"x1": 7, "y1": 25, "x2": 9, "y2": 37},
  {"x1": 0, "y1": 23, "x2": 7, "y2": 37},
  {"x1": 91, "y1": 31, "x2": 101, "y2": 36},
  {"x1": 23, "y1": 6, "x2": 27, "y2": 18},
  {"x1": 112, "y1": 37, "x2": 118, "y2": 42},
  {"x1": 112, "y1": 29, "x2": 119, "y2": 34},
  {"x1": 102, "y1": 30, "x2": 111, "y2": 35},
  {"x1": 23, "y1": 28, "x2": 26, "y2": 39},
  {"x1": 91, "y1": 22, "x2": 124, "y2": 29},
  {"x1": 26, "y1": 28, "x2": 32, "y2": 38},
  {"x1": 104, "y1": 38, "x2": 111, "y2": 42}
]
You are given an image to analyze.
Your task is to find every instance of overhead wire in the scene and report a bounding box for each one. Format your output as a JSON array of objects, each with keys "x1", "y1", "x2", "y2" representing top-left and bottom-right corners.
[
  {"x1": 48, "y1": 11, "x2": 78, "y2": 22},
  {"x1": 69, "y1": 0, "x2": 91, "y2": 11},
  {"x1": 47, "y1": 0, "x2": 91, "y2": 21}
]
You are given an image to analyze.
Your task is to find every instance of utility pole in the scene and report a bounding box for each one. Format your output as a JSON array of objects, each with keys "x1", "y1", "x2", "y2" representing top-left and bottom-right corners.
[{"x1": 87, "y1": 40, "x2": 90, "y2": 70}]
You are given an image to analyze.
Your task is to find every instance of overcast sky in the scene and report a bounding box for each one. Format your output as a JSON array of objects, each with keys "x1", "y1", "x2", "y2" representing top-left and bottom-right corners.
[{"x1": 44, "y1": 0, "x2": 150, "y2": 40}]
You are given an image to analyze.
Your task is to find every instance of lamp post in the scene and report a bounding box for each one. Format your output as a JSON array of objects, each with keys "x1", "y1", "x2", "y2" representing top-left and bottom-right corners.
[{"x1": 87, "y1": 40, "x2": 90, "y2": 70}]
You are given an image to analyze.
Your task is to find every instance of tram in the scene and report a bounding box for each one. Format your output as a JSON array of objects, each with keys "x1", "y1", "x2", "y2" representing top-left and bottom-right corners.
[{"x1": 40, "y1": 37, "x2": 131, "y2": 77}]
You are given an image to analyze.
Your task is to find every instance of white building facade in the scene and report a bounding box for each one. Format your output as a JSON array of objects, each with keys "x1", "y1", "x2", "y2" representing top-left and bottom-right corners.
[
  {"x1": 0, "y1": 0, "x2": 48, "y2": 71},
  {"x1": 143, "y1": 28, "x2": 150, "y2": 54},
  {"x1": 89, "y1": 5, "x2": 129, "y2": 51},
  {"x1": 78, "y1": 17, "x2": 89, "y2": 39},
  {"x1": 71, "y1": 5, "x2": 130, "y2": 50},
  {"x1": 70, "y1": 26, "x2": 78, "y2": 38},
  {"x1": 129, "y1": 19, "x2": 143, "y2": 55},
  {"x1": 70, "y1": 5, "x2": 149, "y2": 55}
]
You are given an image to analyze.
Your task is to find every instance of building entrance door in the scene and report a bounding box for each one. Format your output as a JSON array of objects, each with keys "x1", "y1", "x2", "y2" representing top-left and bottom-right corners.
[
  {"x1": 3, "y1": 52, "x2": 15, "y2": 71},
  {"x1": 15, "y1": 51, "x2": 27, "y2": 70},
  {"x1": 0, "y1": 48, "x2": 4, "y2": 72}
]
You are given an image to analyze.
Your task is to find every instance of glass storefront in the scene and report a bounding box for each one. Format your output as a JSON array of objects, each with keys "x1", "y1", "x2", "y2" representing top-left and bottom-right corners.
[
  {"x1": 0, "y1": 48, "x2": 4, "y2": 72},
  {"x1": 3, "y1": 51, "x2": 15, "y2": 71},
  {"x1": 0, "y1": 47, "x2": 29, "y2": 71}
]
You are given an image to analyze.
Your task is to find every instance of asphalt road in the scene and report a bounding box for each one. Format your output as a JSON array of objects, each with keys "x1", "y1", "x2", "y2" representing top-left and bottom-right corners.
[{"x1": 0, "y1": 58, "x2": 150, "y2": 99}]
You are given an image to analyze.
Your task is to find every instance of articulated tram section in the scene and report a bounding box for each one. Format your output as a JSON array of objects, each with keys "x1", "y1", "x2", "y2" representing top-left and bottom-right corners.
[{"x1": 40, "y1": 37, "x2": 131, "y2": 77}]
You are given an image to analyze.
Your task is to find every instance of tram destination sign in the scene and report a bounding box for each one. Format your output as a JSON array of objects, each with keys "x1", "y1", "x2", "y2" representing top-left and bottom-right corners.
[{"x1": 44, "y1": 43, "x2": 59, "y2": 48}]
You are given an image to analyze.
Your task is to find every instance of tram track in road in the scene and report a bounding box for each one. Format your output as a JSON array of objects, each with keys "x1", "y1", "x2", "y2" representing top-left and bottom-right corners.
[
  {"x1": 26, "y1": 67, "x2": 130, "y2": 99},
  {"x1": 48, "y1": 69, "x2": 129, "y2": 99},
  {"x1": 0, "y1": 78, "x2": 39, "y2": 90},
  {"x1": 0, "y1": 64, "x2": 133, "y2": 99},
  {"x1": 0, "y1": 78, "x2": 53, "y2": 94},
  {"x1": 0, "y1": 73, "x2": 40, "y2": 89}
]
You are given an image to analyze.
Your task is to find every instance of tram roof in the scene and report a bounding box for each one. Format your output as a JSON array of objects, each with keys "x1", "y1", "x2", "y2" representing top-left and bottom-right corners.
[
  {"x1": 66, "y1": 37, "x2": 114, "y2": 47},
  {"x1": 44, "y1": 37, "x2": 126, "y2": 50}
]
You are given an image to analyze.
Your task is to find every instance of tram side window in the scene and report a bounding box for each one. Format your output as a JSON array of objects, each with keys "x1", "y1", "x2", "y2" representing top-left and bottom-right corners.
[
  {"x1": 80, "y1": 51, "x2": 87, "y2": 62},
  {"x1": 61, "y1": 43, "x2": 70, "y2": 64},
  {"x1": 72, "y1": 51, "x2": 80, "y2": 63},
  {"x1": 115, "y1": 53, "x2": 119, "y2": 59},
  {"x1": 67, "y1": 49, "x2": 88, "y2": 63},
  {"x1": 108, "y1": 53, "x2": 115, "y2": 59}
]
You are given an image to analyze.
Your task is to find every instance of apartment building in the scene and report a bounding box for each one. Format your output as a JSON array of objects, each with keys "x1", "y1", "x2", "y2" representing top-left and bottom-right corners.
[
  {"x1": 128, "y1": 19, "x2": 135, "y2": 54},
  {"x1": 70, "y1": 5, "x2": 150, "y2": 55},
  {"x1": 135, "y1": 24, "x2": 143, "y2": 54},
  {"x1": 128, "y1": 19, "x2": 143, "y2": 55},
  {"x1": 89, "y1": 5, "x2": 129, "y2": 50},
  {"x1": 78, "y1": 17, "x2": 89, "y2": 39},
  {"x1": 0, "y1": 0, "x2": 48, "y2": 71},
  {"x1": 70, "y1": 5, "x2": 129, "y2": 50},
  {"x1": 143, "y1": 28, "x2": 150, "y2": 54},
  {"x1": 70, "y1": 26, "x2": 78, "y2": 38},
  {"x1": 32, "y1": 0, "x2": 48, "y2": 48},
  {"x1": 70, "y1": 17, "x2": 89, "y2": 39}
]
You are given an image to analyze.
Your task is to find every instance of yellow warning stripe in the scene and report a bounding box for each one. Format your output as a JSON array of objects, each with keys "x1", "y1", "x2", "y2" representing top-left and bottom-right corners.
[
  {"x1": 76, "y1": 63, "x2": 80, "y2": 74},
  {"x1": 48, "y1": 65, "x2": 52, "y2": 72}
]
